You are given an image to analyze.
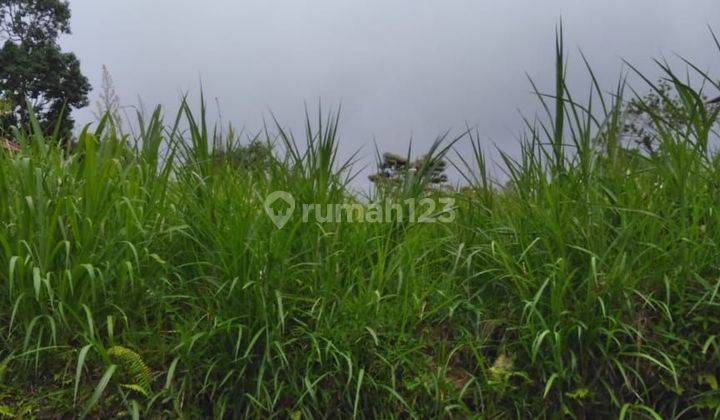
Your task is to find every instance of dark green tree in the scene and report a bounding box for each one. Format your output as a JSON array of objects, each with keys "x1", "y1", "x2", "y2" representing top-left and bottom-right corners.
[
  {"x1": 0, "y1": 0, "x2": 90, "y2": 139},
  {"x1": 212, "y1": 125, "x2": 276, "y2": 174},
  {"x1": 369, "y1": 152, "x2": 448, "y2": 192}
]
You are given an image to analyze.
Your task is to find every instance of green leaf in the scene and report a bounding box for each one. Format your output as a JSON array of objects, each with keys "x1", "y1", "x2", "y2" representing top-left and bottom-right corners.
[
  {"x1": 698, "y1": 372, "x2": 719, "y2": 390},
  {"x1": 81, "y1": 364, "x2": 116, "y2": 418},
  {"x1": 74, "y1": 344, "x2": 93, "y2": 402}
]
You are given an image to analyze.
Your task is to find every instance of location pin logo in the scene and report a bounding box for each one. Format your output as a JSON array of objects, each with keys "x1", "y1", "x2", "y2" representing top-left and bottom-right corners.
[{"x1": 264, "y1": 191, "x2": 295, "y2": 229}]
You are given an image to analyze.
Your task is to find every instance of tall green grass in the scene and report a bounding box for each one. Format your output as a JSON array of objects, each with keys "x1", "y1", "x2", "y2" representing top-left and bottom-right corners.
[{"x1": 1, "y1": 33, "x2": 720, "y2": 418}]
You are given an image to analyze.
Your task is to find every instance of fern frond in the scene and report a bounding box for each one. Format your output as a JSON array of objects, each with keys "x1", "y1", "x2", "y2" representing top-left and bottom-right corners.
[{"x1": 108, "y1": 346, "x2": 152, "y2": 394}]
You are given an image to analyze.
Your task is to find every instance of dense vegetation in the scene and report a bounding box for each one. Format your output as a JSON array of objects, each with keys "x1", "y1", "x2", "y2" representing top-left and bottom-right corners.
[
  {"x1": 0, "y1": 0, "x2": 90, "y2": 138},
  {"x1": 1, "y1": 36, "x2": 720, "y2": 418}
]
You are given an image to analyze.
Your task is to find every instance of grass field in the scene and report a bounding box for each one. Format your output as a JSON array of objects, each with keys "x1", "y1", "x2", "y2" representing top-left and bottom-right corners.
[{"x1": 1, "y1": 35, "x2": 720, "y2": 418}]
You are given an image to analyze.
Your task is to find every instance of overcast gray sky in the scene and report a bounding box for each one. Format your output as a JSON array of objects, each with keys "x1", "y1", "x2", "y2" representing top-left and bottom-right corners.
[{"x1": 61, "y1": 1, "x2": 720, "y2": 185}]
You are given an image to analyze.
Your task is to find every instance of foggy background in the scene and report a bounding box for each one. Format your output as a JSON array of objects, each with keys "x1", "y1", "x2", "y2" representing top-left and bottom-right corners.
[{"x1": 61, "y1": 1, "x2": 720, "y2": 187}]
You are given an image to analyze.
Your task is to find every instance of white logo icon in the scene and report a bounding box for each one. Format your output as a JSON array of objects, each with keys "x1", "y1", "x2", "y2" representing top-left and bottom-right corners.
[{"x1": 264, "y1": 191, "x2": 295, "y2": 229}]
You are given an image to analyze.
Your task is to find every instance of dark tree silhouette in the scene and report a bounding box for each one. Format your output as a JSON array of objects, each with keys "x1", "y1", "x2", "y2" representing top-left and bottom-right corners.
[
  {"x1": 369, "y1": 152, "x2": 448, "y2": 190},
  {"x1": 0, "y1": 0, "x2": 90, "y2": 139}
]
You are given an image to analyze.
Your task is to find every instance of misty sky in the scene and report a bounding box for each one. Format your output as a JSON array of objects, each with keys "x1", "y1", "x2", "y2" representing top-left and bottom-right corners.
[{"x1": 61, "y1": 1, "x2": 720, "y2": 184}]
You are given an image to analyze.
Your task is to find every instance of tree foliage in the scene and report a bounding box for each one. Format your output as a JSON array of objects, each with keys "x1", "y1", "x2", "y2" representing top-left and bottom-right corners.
[
  {"x1": 0, "y1": 0, "x2": 70, "y2": 44},
  {"x1": 0, "y1": 0, "x2": 89, "y2": 138},
  {"x1": 369, "y1": 152, "x2": 448, "y2": 191},
  {"x1": 213, "y1": 138, "x2": 275, "y2": 172},
  {"x1": 622, "y1": 79, "x2": 720, "y2": 153}
]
